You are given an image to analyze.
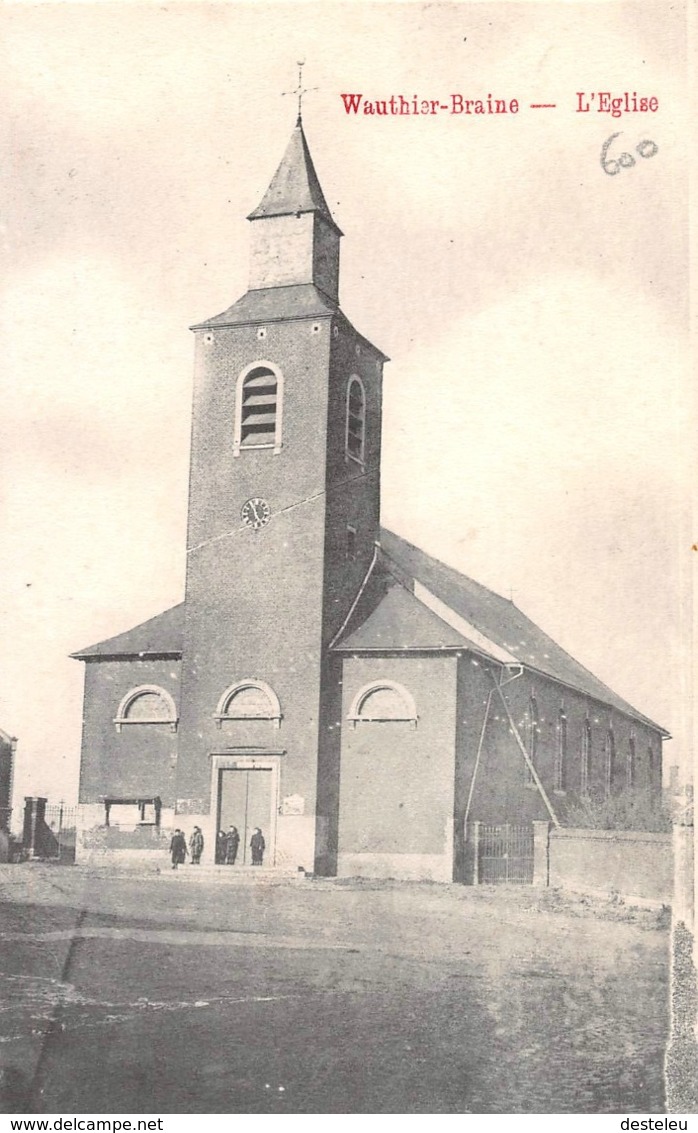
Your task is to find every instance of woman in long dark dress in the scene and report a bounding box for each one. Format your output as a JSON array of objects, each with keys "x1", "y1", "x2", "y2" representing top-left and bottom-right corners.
[
  {"x1": 189, "y1": 826, "x2": 204, "y2": 865},
  {"x1": 250, "y1": 828, "x2": 265, "y2": 866},
  {"x1": 169, "y1": 829, "x2": 187, "y2": 870},
  {"x1": 225, "y1": 825, "x2": 240, "y2": 865}
]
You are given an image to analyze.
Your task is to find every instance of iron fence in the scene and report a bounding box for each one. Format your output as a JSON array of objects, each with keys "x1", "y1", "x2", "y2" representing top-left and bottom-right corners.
[
  {"x1": 43, "y1": 802, "x2": 79, "y2": 862},
  {"x1": 478, "y1": 823, "x2": 534, "y2": 884}
]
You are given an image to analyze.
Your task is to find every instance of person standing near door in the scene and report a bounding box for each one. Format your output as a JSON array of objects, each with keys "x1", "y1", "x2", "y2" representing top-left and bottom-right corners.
[
  {"x1": 170, "y1": 828, "x2": 187, "y2": 870},
  {"x1": 250, "y1": 827, "x2": 265, "y2": 866},
  {"x1": 225, "y1": 825, "x2": 240, "y2": 865},
  {"x1": 189, "y1": 826, "x2": 204, "y2": 865}
]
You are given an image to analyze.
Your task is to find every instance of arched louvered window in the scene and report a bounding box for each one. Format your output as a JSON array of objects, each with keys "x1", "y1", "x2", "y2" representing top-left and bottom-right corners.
[
  {"x1": 345, "y1": 376, "x2": 366, "y2": 465},
  {"x1": 234, "y1": 361, "x2": 284, "y2": 455},
  {"x1": 581, "y1": 719, "x2": 592, "y2": 795}
]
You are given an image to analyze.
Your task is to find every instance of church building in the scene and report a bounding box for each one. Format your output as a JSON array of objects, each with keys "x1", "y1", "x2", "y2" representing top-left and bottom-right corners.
[{"x1": 72, "y1": 115, "x2": 667, "y2": 881}]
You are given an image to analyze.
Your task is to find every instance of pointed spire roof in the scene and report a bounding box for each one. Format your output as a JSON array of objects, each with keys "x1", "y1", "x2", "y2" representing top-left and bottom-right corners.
[{"x1": 247, "y1": 120, "x2": 341, "y2": 234}]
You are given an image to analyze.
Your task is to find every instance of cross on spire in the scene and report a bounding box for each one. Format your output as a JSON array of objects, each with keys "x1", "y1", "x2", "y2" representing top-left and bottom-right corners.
[{"x1": 282, "y1": 61, "x2": 318, "y2": 125}]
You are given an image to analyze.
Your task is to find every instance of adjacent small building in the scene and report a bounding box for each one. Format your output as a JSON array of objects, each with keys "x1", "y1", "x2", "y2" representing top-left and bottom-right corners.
[
  {"x1": 0, "y1": 729, "x2": 17, "y2": 862},
  {"x1": 71, "y1": 114, "x2": 668, "y2": 879}
]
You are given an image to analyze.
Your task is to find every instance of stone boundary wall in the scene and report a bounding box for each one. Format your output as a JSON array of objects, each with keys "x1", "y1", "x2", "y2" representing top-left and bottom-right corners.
[{"x1": 544, "y1": 826, "x2": 673, "y2": 906}]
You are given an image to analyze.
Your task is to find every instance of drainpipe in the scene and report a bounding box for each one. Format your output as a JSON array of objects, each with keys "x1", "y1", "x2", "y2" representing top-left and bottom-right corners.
[
  {"x1": 463, "y1": 663, "x2": 524, "y2": 831},
  {"x1": 491, "y1": 668, "x2": 561, "y2": 828}
]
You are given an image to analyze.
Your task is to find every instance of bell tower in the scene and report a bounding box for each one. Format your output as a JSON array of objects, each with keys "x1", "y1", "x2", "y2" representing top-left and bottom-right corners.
[
  {"x1": 247, "y1": 120, "x2": 342, "y2": 303},
  {"x1": 175, "y1": 114, "x2": 388, "y2": 872}
]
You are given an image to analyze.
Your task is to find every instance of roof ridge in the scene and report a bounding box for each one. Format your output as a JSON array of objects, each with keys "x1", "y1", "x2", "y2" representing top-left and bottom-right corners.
[
  {"x1": 379, "y1": 527, "x2": 509, "y2": 606},
  {"x1": 378, "y1": 528, "x2": 667, "y2": 734}
]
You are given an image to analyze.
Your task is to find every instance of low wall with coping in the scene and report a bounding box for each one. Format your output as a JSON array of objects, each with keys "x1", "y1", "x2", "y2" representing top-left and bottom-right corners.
[
  {"x1": 76, "y1": 804, "x2": 176, "y2": 866},
  {"x1": 547, "y1": 826, "x2": 673, "y2": 906}
]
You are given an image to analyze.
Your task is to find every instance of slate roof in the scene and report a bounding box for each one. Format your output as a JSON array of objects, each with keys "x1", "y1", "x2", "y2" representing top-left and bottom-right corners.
[
  {"x1": 71, "y1": 603, "x2": 184, "y2": 660},
  {"x1": 191, "y1": 283, "x2": 337, "y2": 330},
  {"x1": 247, "y1": 121, "x2": 341, "y2": 233},
  {"x1": 334, "y1": 528, "x2": 667, "y2": 734},
  {"x1": 191, "y1": 287, "x2": 389, "y2": 360},
  {"x1": 71, "y1": 531, "x2": 665, "y2": 733},
  {"x1": 336, "y1": 583, "x2": 471, "y2": 652}
]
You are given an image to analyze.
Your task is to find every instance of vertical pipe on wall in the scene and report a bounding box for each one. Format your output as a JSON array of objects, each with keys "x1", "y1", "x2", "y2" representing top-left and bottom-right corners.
[{"x1": 491, "y1": 671, "x2": 561, "y2": 829}]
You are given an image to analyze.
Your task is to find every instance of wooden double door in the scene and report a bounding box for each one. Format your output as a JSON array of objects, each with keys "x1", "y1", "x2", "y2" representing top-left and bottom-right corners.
[{"x1": 217, "y1": 767, "x2": 273, "y2": 865}]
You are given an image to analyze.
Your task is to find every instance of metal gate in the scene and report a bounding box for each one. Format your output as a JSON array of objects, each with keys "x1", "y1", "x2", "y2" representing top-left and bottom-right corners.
[
  {"x1": 478, "y1": 823, "x2": 534, "y2": 884},
  {"x1": 43, "y1": 803, "x2": 78, "y2": 862}
]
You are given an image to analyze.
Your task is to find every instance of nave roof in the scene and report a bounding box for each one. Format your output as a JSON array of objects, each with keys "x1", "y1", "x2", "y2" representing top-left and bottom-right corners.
[{"x1": 333, "y1": 528, "x2": 667, "y2": 734}]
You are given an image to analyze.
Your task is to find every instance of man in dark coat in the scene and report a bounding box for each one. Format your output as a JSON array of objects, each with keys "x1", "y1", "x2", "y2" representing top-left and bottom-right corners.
[
  {"x1": 215, "y1": 829, "x2": 227, "y2": 864},
  {"x1": 225, "y1": 825, "x2": 240, "y2": 865},
  {"x1": 170, "y1": 829, "x2": 187, "y2": 869},
  {"x1": 189, "y1": 826, "x2": 204, "y2": 865},
  {"x1": 250, "y1": 827, "x2": 265, "y2": 866}
]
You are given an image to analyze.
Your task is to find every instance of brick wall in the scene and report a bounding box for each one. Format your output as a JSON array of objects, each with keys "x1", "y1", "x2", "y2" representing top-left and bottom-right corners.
[
  {"x1": 547, "y1": 826, "x2": 673, "y2": 905},
  {"x1": 78, "y1": 658, "x2": 180, "y2": 806},
  {"x1": 337, "y1": 654, "x2": 458, "y2": 880}
]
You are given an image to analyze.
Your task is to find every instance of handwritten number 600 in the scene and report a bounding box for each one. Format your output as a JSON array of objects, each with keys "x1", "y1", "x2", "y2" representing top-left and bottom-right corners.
[{"x1": 601, "y1": 133, "x2": 658, "y2": 176}]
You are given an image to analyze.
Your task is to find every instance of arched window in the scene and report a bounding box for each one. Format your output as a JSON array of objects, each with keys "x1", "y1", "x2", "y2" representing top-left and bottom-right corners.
[
  {"x1": 345, "y1": 376, "x2": 366, "y2": 466},
  {"x1": 581, "y1": 719, "x2": 592, "y2": 795},
  {"x1": 114, "y1": 686, "x2": 178, "y2": 733},
  {"x1": 234, "y1": 361, "x2": 284, "y2": 456},
  {"x1": 648, "y1": 746, "x2": 659, "y2": 792},
  {"x1": 348, "y1": 680, "x2": 417, "y2": 727},
  {"x1": 627, "y1": 737, "x2": 636, "y2": 789},
  {"x1": 524, "y1": 695, "x2": 539, "y2": 785},
  {"x1": 605, "y1": 729, "x2": 616, "y2": 796},
  {"x1": 214, "y1": 680, "x2": 282, "y2": 729},
  {"x1": 555, "y1": 709, "x2": 568, "y2": 792}
]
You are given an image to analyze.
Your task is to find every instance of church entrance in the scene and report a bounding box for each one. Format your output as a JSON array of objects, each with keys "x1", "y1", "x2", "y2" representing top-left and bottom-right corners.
[{"x1": 216, "y1": 767, "x2": 274, "y2": 866}]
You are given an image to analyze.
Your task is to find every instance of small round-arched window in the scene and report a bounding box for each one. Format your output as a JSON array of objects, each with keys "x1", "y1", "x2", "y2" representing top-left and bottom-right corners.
[
  {"x1": 348, "y1": 681, "x2": 417, "y2": 728},
  {"x1": 114, "y1": 686, "x2": 178, "y2": 732}
]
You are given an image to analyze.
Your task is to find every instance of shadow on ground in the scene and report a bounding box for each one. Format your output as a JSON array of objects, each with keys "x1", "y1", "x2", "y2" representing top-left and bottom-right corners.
[{"x1": 0, "y1": 868, "x2": 669, "y2": 1113}]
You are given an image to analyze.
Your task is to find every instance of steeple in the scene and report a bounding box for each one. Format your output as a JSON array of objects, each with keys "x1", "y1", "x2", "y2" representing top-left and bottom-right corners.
[
  {"x1": 247, "y1": 119, "x2": 342, "y2": 303},
  {"x1": 247, "y1": 121, "x2": 341, "y2": 235}
]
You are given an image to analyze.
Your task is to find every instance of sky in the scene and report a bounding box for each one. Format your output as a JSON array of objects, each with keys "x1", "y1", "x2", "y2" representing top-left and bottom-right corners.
[{"x1": 0, "y1": 1, "x2": 691, "y2": 816}]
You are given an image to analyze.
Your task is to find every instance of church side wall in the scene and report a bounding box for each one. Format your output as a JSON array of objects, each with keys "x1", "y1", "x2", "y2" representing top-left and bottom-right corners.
[
  {"x1": 314, "y1": 322, "x2": 386, "y2": 873},
  {"x1": 453, "y1": 660, "x2": 495, "y2": 879},
  {"x1": 76, "y1": 657, "x2": 180, "y2": 865},
  {"x1": 498, "y1": 676, "x2": 662, "y2": 809},
  {"x1": 337, "y1": 655, "x2": 458, "y2": 881},
  {"x1": 457, "y1": 663, "x2": 664, "y2": 831},
  {"x1": 314, "y1": 653, "x2": 344, "y2": 876},
  {"x1": 322, "y1": 321, "x2": 383, "y2": 646},
  {"x1": 78, "y1": 657, "x2": 180, "y2": 806}
]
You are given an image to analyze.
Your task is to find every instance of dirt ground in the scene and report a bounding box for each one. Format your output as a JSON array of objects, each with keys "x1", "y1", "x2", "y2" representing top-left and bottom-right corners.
[{"x1": 0, "y1": 865, "x2": 669, "y2": 1114}]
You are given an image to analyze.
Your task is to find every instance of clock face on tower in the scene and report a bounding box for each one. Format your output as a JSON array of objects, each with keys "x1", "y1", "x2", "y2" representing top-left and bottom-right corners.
[{"x1": 241, "y1": 497, "x2": 271, "y2": 531}]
